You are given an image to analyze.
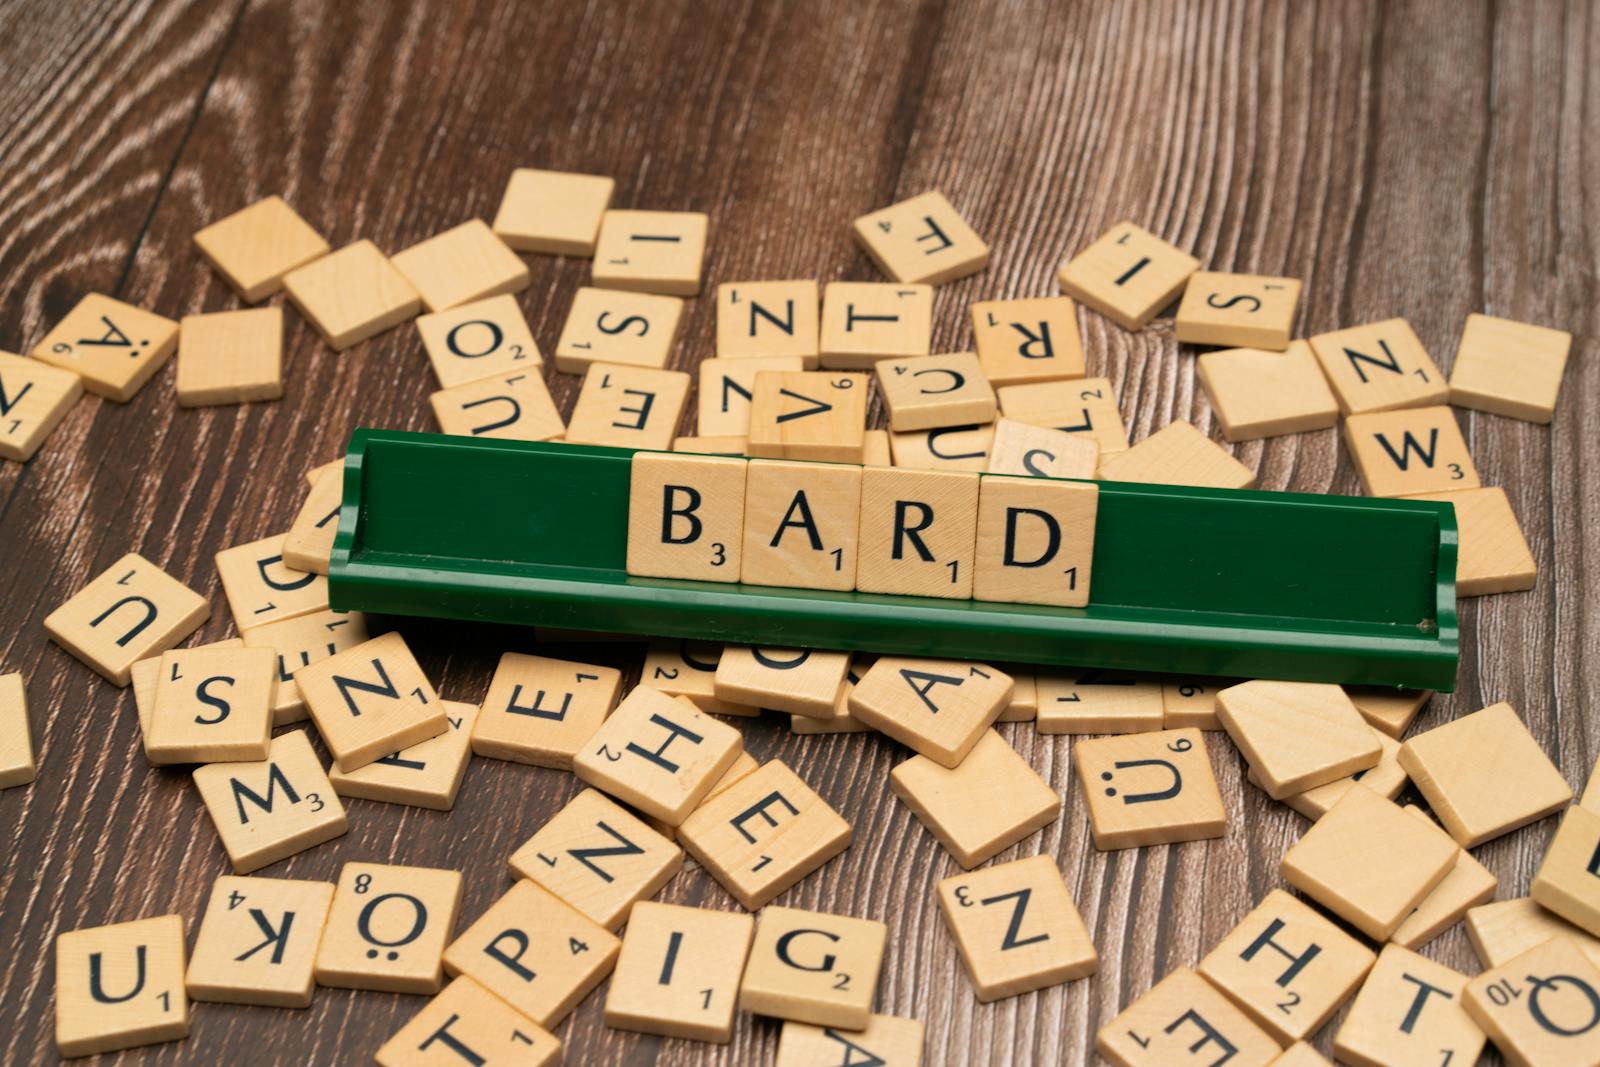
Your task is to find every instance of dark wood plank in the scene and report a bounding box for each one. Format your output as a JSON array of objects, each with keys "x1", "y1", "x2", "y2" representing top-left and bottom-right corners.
[{"x1": 0, "y1": 1, "x2": 1593, "y2": 1063}]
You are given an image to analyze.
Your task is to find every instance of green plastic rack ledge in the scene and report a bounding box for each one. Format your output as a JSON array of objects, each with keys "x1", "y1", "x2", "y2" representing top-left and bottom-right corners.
[{"x1": 326, "y1": 429, "x2": 1460, "y2": 692}]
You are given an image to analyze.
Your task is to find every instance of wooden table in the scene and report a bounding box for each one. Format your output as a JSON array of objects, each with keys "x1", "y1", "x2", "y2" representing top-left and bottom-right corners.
[{"x1": 1, "y1": 1, "x2": 1590, "y2": 1063}]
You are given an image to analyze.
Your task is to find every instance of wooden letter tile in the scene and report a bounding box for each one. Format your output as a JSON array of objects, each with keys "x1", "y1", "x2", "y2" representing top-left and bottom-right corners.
[
  {"x1": 1333, "y1": 944, "x2": 1484, "y2": 1067},
  {"x1": 1096, "y1": 967, "x2": 1281, "y2": 1067},
  {"x1": 147, "y1": 646, "x2": 276, "y2": 765},
  {"x1": 855, "y1": 467, "x2": 979, "y2": 598},
  {"x1": 1399, "y1": 701, "x2": 1572, "y2": 847},
  {"x1": 679, "y1": 759, "x2": 853, "y2": 909},
  {"x1": 45, "y1": 552, "x2": 209, "y2": 686},
  {"x1": 1280, "y1": 784, "x2": 1459, "y2": 940},
  {"x1": 818, "y1": 282, "x2": 933, "y2": 370},
  {"x1": 134, "y1": 642, "x2": 241, "y2": 742},
  {"x1": 192, "y1": 729, "x2": 348, "y2": 873},
  {"x1": 214, "y1": 533, "x2": 328, "y2": 631},
  {"x1": 697, "y1": 355, "x2": 806, "y2": 435},
  {"x1": 888, "y1": 423, "x2": 996, "y2": 472},
  {"x1": 391, "y1": 219, "x2": 529, "y2": 313},
  {"x1": 55, "y1": 914, "x2": 188, "y2": 1058},
  {"x1": 1099, "y1": 421, "x2": 1255, "y2": 489},
  {"x1": 716, "y1": 280, "x2": 820, "y2": 363},
  {"x1": 1588, "y1": 756, "x2": 1600, "y2": 813},
  {"x1": 1057, "y1": 222, "x2": 1200, "y2": 332},
  {"x1": 776, "y1": 1014, "x2": 924, "y2": 1067},
  {"x1": 746, "y1": 370, "x2": 869, "y2": 462},
  {"x1": 328, "y1": 699, "x2": 477, "y2": 810},
  {"x1": 713, "y1": 646, "x2": 851, "y2": 719},
  {"x1": 186, "y1": 875, "x2": 335, "y2": 1007},
  {"x1": 1344, "y1": 405, "x2": 1480, "y2": 496},
  {"x1": 997, "y1": 375, "x2": 1130, "y2": 456},
  {"x1": 974, "y1": 474, "x2": 1097, "y2": 607},
  {"x1": 281, "y1": 465, "x2": 343, "y2": 576},
  {"x1": 1411, "y1": 486, "x2": 1537, "y2": 595},
  {"x1": 432, "y1": 370, "x2": 565, "y2": 442},
  {"x1": 0, "y1": 672, "x2": 35, "y2": 788},
  {"x1": 1198, "y1": 889, "x2": 1375, "y2": 1044},
  {"x1": 643, "y1": 640, "x2": 757, "y2": 716},
  {"x1": 193, "y1": 195, "x2": 329, "y2": 302},
  {"x1": 852, "y1": 190, "x2": 988, "y2": 285},
  {"x1": 554, "y1": 287, "x2": 684, "y2": 373},
  {"x1": 1307, "y1": 318, "x2": 1448, "y2": 415},
  {"x1": 1392, "y1": 806, "x2": 1498, "y2": 949},
  {"x1": 1345, "y1": 685, "x2": 1431, "y2": 738},
  {"x1": 443, "y1": 879, "x2": 620, "y2": 1027},
  {"x1": 791, "y1": 655, "x2": 875, "y2": 735},
  {"x1": 971, "y1": 296, "x2": 1086, "y2": 386},
  {"x1": 176, "y1": 306, "x2": 283, "y2": 407},
  {"x1": 1465, "y1": 936, "x2": 1600, "y2": 1067},
  {"x1": 995, "y1": 668, "x2": 1037, "y2": 723},
  {"x1": 1162, "y1": 678, "x2": 1231, "y2": 730},
  {"x1": 1531, "y1": 805, "x2": 1600, "y2": 938},
  {"x1": 889, "y1": 730, "x2": 1058, "y2": 868},
  {"x1": 564, "y1": 363, "x2": 690, "y2": 450},
  {"x1": 604, "y1": 902, "x2": 755, "y2": 1042},
  {"x1": 876, "y1": 352, "x2": 996, "y2": 431},
  {"x1": 1254, "y1": 728, "x2": 1406, "y2": 821},
  {"x1": 1075, "y1": 729, "x2": 1226, "y2": 850},
  {"x1": 295, "y1": 631, "x2": 448, "y2": 772},
  {"x1": 851, "y1": 658, "x2": 1010, "y2": 767},
  {"x1": 1268, "y1": 1043, "x2": 1335, "y2": 1067},
  {"x1": 417, "y1": 293, "x2": 542, "y2": 389},
  {"x1": 240, "y1": 609, "x2": 368, "y2": 726},
  {"x1": 283, "y1": 240, "x2": 422, "y2": 351},
  {"x1": 1036, "y1": 669, "x2": 1164, "y2": 734},
  {"x1": 986, "y1": 418, "x2": 1099, "y2": 479},
  {"x1": 674, "y1": 434, "x2": 747, "y2": 455},
  {"x1": 471, "y1": 653, "x2": 622, "y2": 769},
  {"x1": 1175, "y1": 272, "x2": 1302, "y2": 349},
  {"x1": 936, "y1": 853, "x2": 1097, "y2": 1000},
  {"x1": 1196, "y1": 341, "x2": 1340, "y2": 442},
  {"x1": 1450, "y1": 312, "x2": 1572, "y2": 423},
  {"x1": 740, "y1": 460, "x2": 863, "y2": 590},
  {"x1": 31, "y1": 293, "x2": 178, "y2": 402},
  {"x1": 376, "y1": 975, "x2": 561, "y2": 1067},
  {"x1": 592, "y1": 209, "x2": 709, "y2": 296},
  {"x1": 0, "y1": 351, "x2": 81, "y2": 462},
  {"x1": 316, "y1": 862, "x2": 463, "y2": 994},
  {"x1": 1467, "y1": 898, "x2": 1600, "y2": 971},
  {"x1": 626, "y1": 451, "x2": 747, "y2": 581},
  {"x1": 492, "y1": 167, "x2": 614, "y2": 255},
  {"x1": 1216, "y1": 681, "x2": 1380, "y2": 799},
  {"x1": 740, "y1": 905, "x2": 887, "y2": 1029}
]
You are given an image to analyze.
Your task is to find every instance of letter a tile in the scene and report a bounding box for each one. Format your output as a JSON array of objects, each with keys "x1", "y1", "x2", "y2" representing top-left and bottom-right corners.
[
  {"x1": 186, "y1": 875, "x2": 335, "y2": 1007},
  {"x1": 937, "y1": 854, "x2": 1098, "y2": 1000},
  {"x1": 192, "y1": 729, "x2": 348, "y2": 873},
  {"x1": 626, "y1": 451, "x2": 748, "y2": 581},
  {"x1": 45, "y1": 553, "x2": 209, "y2": 687},
  {"x1": 776, "y1": 1015, "x2": 925, "y2": 1066},
  {"x1": 1075, "y1": 728, "x2": 1227, "y2": 850},
  {"x1": 315, "y1": 862, "x2": 463, "y2": 994},
  {"x1": 55, "y1": 914, "x2": 189, "y2": 1057},
  {"x1": 1096, "y1": 967, "x2": 1280, "y2": 1067},
  {"x1": 376, "y1": 975, "x2": 560, "y2": 1067},
  {"x1": 739, "y1": 460, "x2": 863, "y2": 591},
  {"x1": 850, "y1": 657, "x2": 1011, "y2": 767}
]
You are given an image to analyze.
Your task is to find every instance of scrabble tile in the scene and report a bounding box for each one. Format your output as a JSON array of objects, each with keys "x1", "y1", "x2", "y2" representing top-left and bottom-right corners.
[
  {"x1": 433, "y1": 370, "x2": 565, "y2": 441},
  {"x1": 55, "y1": 914, "x2": 188, "y2": 1058},
  {"x1": 1076, "y1": 729, "x2": 1226, "y2": 849},
  {"x1": 876, "y1": 352, "x2": 996, "y2": 431},
  {"x1": 592, "y1": 209, "x2": 709, "y2": 295},
  {"x1": 193, "y1": 195, "x2": 329, "y2": 301},
  {"x1": 888, "y1": 422, "x2": 996, "y2": 472},
  {"x1": 471, "y1": 653, "x2": 622, "y2": 769},
  {"x1": 327, "y1": 699, "x2": 477, "y2": 810},
  {"x1": 376, "y1": 975, "x2": 561, "y2": 1067},
  {"x1": 1344, "y1": 685, "x2": 1431, "y2": 739},
  {"x1": 626, "y1": 451, "x2": 747, "y2": 582},
  {"x1": 1449, "y1": 312, "x2": 1572, "y2": 423},
  {"x1": 970, "y1": 296, "x2": 1086, "y2": 386},
  {"x1": 1268, "y1": 1044, "x2": 1333, "y2": 1067},
  {"x1": 747, "y1": 370, "x2": 869, "y2": 462},
  {"x1": 1035, "y1": 669, "x2": 1164, "y2": 734},
  {"x1": 852, "y1": 190, "x2": 988, "y2": 285},
  {"x1": 714, "y1": 646, "x2": 850, "y2": 719},
  {"x1": 1195, "y1": 341, "x2": 1340, "y2": 442},
  {"x1": 553, "y1": 287, "x2": 684, "y2": 373},
  {"x1": 936, "y1": 853, "x2": 1096, "y2": 1000},
  {"x1": 1058, "y1": 222, "x2": 1201, "y2": 332},
  {"x1": 716, "y1": 280, "x2": 820, "y2": 364},
  {"x1": 863, "y1": 428, "x2": 892, "y2": 465},
  {"x1": 1161, "y1": 678, "x2": 1231, "y2": 730},
  {"x1": 0, "y1": 673, "x2": 35, "y2": 788},
  {"x1": 997, "y1": 376, "x2": 1130, "y2": 456},
  {"x1": 1307, "y1": 318, "x2": 1449, "y2": 415},
  {"x1": 740, "y1": 905, "x2": 886, "y2": 1029},
  {"x1": 973, "y1": 474, "x2": 1097, "y2": 607},
  {"x1": 192, "y1": 729, "x2": 348, "y2": 872},
  {"x1": 1254, "y1": 728, "x2": 1405, "y2": 820},
  {"x1": 1096, "y1": 967, "x2": 1280, "y2": 1067},
  {"x1": 305, "y1": 457, "x2": 342, "y2": 486},
  {"x1": 147, "y1": 646, "x2": 276, "y2": 765},
  {"x1": 132, "y1": 638, "x2": 244, "y2": 740},
  {"x1": 508, "y1": 788, "x2": 682, "y2": 929},
  {"x1": 1280, "y1": 784, "x2": 1459, "y2": 940},
  {"x1": 1532, "y1": 805, "x2": 1600, "y2": 938},
  {"x1": 573, "y1": 685, "x2": 742, "y2": 825},
  {"x1": 31, "y1": 293, "x2": 178, "y2": 401},
  {"x1": 1333, "y1": 944, "x2": 1484, "y2": 1067},
  {"x1": 889, "y1": 729, "x2": 1058, "y2": 868},
  {"x1": 294, "y1": 631, "x2": 448, "y2": 772},
  {"x1": 283, "y1": 239, "x2": 422, "y2": 351},
  {"x1": 0, "y1": 351, "x2": 81, "y2": 462},
  {"x1": 673, "y1": 434, "x2": 747, "y2": 455},
  {"x1": 1467, "y1": 898, "x2": 1600, "y2": 971},
  {"x1": 1411, "y1": 486, "x2": 1537, "y2": 595},
  {"x1": 985, "y1": 418, "x2": 1098, "y2": 479},
  {"x1": 1586, "y1": 757, "x2": 1600, "y2": 813},
  {"x1": 643, "y1": 640, "x2": 757, "y2": 715},
  {"x1": 316, "y1": 863, "x2": 463, "y2": 994},
  {"x1": 416, "y1": 293, "x2": 542, "y2": 390},
  {"x1": 492, "y1": 167, "x2": 614, "y2": 255},
  {"x1": 1099, "y1": 421, "x2": 1255, "y2": 489},
  {"x1": 1175, "y1": 272, "x2": 1302, "y2": 349},
  {"x1": 1344, "y1": 405, "x2": 1480, "y2": 497},
  {"x1": 277, "y1": 475, "x2": 340, "y2": 583},
  {"x1": 603, "y1": 902, "x2": 754, "y2": 1042},
  {"x1": 1465, "y1": 936, "x2": 1600, "y2": 1067},
  {"x1": 1399, "y1": 701, "x2": 1572, "y2": 847},
  {"x1": 697, "y1": 355, "x2": 807, "y2": 435},
  {"x1": 818, "y1": 282, "x2": 933, "y2": 370},
  {"x1": 443, "y1": 878, "x2": 619, "y2": 1026},
  {"x1": 791, "y1": 656, "x2": 875, "y2": 734},
  {"x1": 1392, "y1": 806, "x2": 1497, "y2": 949},
  {"x1": 855, "y1": 466, "x2": 979, "y2": 598},
  {"x1": 45, "y1": 552, "x2": 209, "y2": 686},
  {"x1": 214, "y1": 533, "x2": 329, "y2": 631},
  {"x1": 996, "y1": 667, "x2": 1037, "y2": 723},
  {"x1": 564, "y1": 363, "x2": 690, "y2": 450},
  {"x1": 240, "y1": 609, "x2": 368, "y2": 726},
  {"x1": 851, "y1": 657, "x2": 1010, "y2": 767},
  {"x1": 1216, "y1": 681, "x2": 1380, "y2": 800},
  {"x1": 1198, "y1": 889, "x2": 1374, "y2": 1044},
  {"x1": 186, "y1": 875, "x2": 335, "y2": 1007},
  {"x1": 775, "y1": 1014, "x2": 924, "y2": 1067},
  {"x1": 392, "y1": 219, "x2": 529, "y2": 313},
  {"x1": 175, "y1": 306, "x2": 283, "y2": 407},
  {"x1": 739, "y1": 460, "x2": 862, "y2": 590},
  {"x1": 679, "y1": 759, "x2": 853, "y2": 909}
]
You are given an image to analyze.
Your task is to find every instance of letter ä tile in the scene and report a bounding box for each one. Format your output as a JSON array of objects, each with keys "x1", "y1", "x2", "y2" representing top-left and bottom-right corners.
[
  {"x1": 31, "y1": 293, "x2": 178, "y2": 402},
  {"x1": 739, "y1": 905, "x2": 887, "y2": 1030},
  {"x1": 44, "y1": 552, "x2": 209, "y2": 687},
  {"x1": 186, "y1": 875, "x2": 335, "y2": 1007},
  {"x1": 376, "y1": 975, "x2": 560, "y2": 1067},
  {"x1": 192, "y1": 729, "x2": 348, "y2": 873},
  {"x1": 315, "y1": 863, "x2": 463, "y2": 995},
  {"x1": 1095, "y1": 967, "x2": 1280, "y2": 1067},
  {"x1": 55, "y1": 914, "x2": 189, "y2": 1058}
]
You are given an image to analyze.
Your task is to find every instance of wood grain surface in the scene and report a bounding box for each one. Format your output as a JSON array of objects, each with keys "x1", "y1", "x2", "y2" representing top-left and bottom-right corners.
[{"x1": 1, "y1": 0, "x2": 1593, "y2": 1063}]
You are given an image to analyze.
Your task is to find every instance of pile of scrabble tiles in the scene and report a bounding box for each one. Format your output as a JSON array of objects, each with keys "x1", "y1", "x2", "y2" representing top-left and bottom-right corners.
[{"x1": 4, "y1": 169, "x2": 1596, "y2": 1067}]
